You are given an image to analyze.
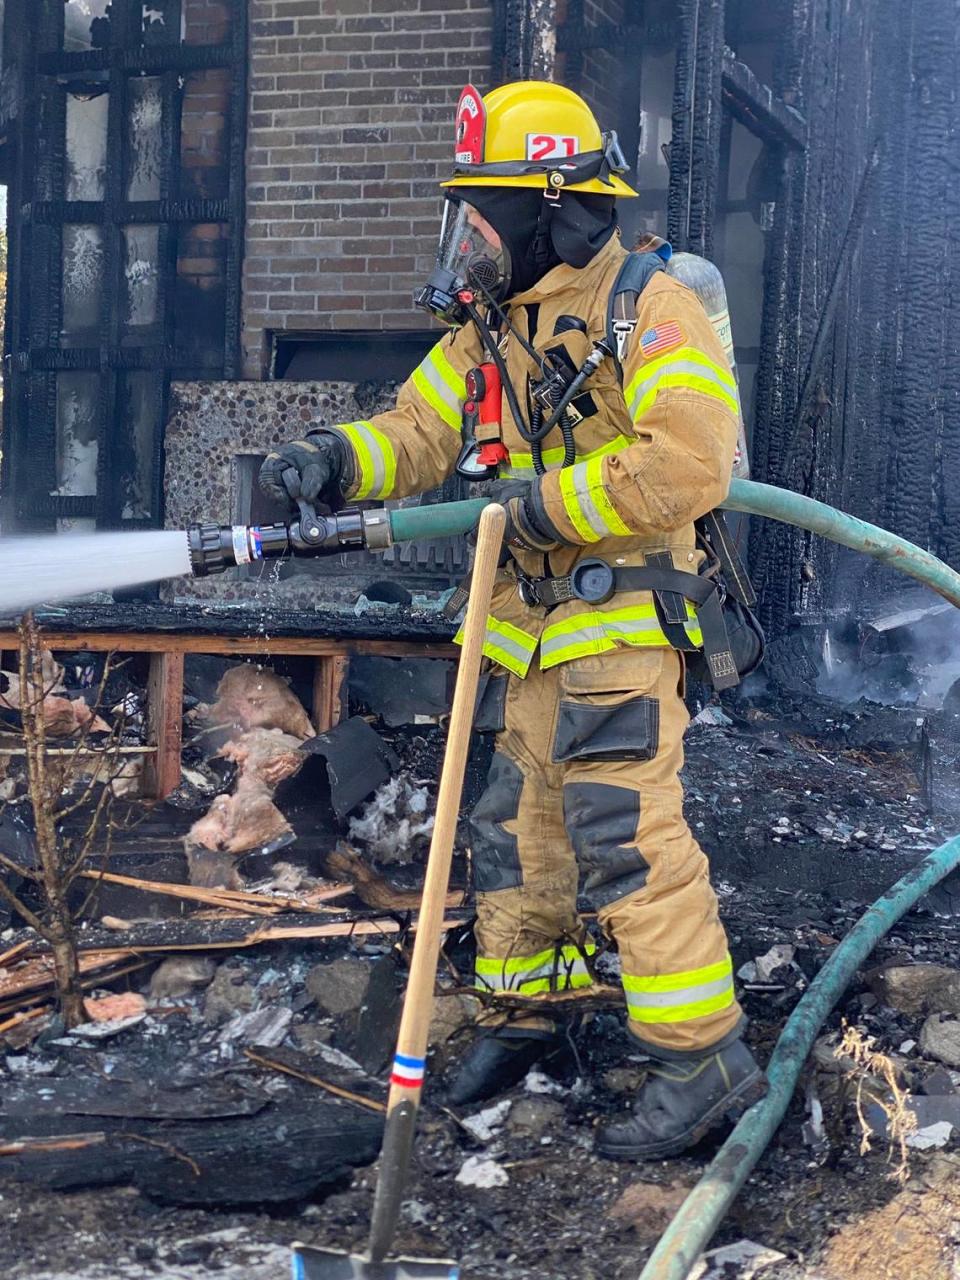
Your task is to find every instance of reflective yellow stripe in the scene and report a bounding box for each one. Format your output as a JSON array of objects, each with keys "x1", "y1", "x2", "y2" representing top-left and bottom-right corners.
[
  {"x1": 454, "y1": 614, "x2": 538, "y2": 678},
  {"x1": 540, "y1": 604, "x2": 702, "y2": 669},
  {"x1": 626, "y1": 988, "x2": 736, "y2": 1023},
  {"x1": 476, "y1": 942, "x2": 596, "y2": 993},
  {"x1": 558, "y1": 456, "x2": 634, "y2": 542},
  {"x1": 501, "y1": 435, "x2": 631, "y2": 477},
  {"x1": 622, "y1": 956, "x2": 733, "y2": 993},
  {"x1": 335, "y1": 420, "x2": 397, "y2": 500},
  {"x1": 476, "y1": 941, "x2": 596, "y2": 977},
  {"x1": 622, "y1": 954, "x2": 735, "y2": 1025},
  {"x1": 411, "y1": 342, "x2": 466, "y2": 431},
  {"x1": 558, "y1": 464, "x2": 598, "y2": 542},
  {"x1": 625, "y1": 347, "x2": 739, "y2": 423},
  {"x1": 584, "y1": 455, "x2": 632, "y2": 536}
]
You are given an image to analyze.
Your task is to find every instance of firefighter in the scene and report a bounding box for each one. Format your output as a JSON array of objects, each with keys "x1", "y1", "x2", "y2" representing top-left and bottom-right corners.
[{"x1": 260, "y1": 81, "x2": 765, "y2": 1160}]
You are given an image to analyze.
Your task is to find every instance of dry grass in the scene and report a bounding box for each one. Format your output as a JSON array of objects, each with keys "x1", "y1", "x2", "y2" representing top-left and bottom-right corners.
[
  {"x1": 835, "y1": 1022, "x2": 917, "y2": 1182},
  {"x1": 821, "y1": 1154, "x2": 960, "y2": 1280}
]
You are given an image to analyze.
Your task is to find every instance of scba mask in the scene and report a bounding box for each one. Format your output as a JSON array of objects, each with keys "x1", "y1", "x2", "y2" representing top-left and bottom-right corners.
[{"x1": 414, "y1": 197, "x2": 512, "y2": 326}]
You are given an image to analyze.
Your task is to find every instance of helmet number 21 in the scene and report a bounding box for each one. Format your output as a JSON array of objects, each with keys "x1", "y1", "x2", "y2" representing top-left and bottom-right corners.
[{"x1": 526, "y1": 133, "x2": 580, "y2": 161}]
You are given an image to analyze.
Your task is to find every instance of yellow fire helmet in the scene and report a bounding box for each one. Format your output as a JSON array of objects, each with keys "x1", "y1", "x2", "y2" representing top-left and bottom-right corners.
[{"x1": 441, "y1": 80, "x2": 638, "y2": 199}]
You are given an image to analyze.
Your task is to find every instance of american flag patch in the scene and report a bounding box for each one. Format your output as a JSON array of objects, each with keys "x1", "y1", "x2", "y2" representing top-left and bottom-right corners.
[{"x1": 639, "y1": 321, "x2": 684, "y2": 358}]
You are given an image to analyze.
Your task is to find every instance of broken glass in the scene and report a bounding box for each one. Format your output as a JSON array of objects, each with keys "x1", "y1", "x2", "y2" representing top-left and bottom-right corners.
[
  {"x1": 117, "y1": 372, "x2": 157, "y2": 520},
  {"x1": 122, "y1": 225, "x2": 159, "y2": 330},
  {"x1": 182, "y1": 0, "x2": 231, "y2": 46},
  {"x1": 127, "y1": 76, "x2": 163, "y2": 201},
  {"x1": 55, "y1": 373, "x2": 100, "y2": 497},
  {"x1": 180, "y1": 69, "x2": 230, "y2": 200},
  {"x1": 63, "y1": 0, "x2": 112, "y2": 53},
  {"x1": 65, "y1": 91, "x2": 108, "y2": 201},
  {"x1": 61, "y1": 225, "x2": 104, "y2": 345}
]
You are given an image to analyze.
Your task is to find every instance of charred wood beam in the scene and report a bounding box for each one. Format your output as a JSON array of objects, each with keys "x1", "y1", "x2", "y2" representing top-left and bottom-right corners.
[
  {"x1": 27, "y1": 199, "x2": 235, "y2": 224},
  {"x1": 144, "y1": 651, "x2": 184, "y2": 801},
  {"x1": 0, "y1": 618, "x2": 460, "y2": 649},
  {"x1": 669, "y1": 0, "x2": 725, "y2": 256},
  {"x1": 0, "y1": 1095, "x2": 384, "y2": 1207},
  {"x1": 37, "y1": 43, "x2": 233, "y2": 75},
  {"x1": 17, "y1": 348, "x2": 223, "y2": 372},
  {"x1": 494, "y1": 0, "x2": 556, "y2": 80},
  {"x1": 776, "y1": 146, "x2": 880, "y2": 487},
  {"x1": 721, "y1": 48, "x2": 806, "y2": 150},
  {"x1": 0, "y1": 66, "x2": 22, "y2": 133}
]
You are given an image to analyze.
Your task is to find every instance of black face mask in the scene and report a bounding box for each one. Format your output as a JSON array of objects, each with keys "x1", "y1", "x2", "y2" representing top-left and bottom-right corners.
[
  {"x1": 549, "y1": 191, "x2": 619, "y2": 269},
  {"x1": 454, "y1": 187, "x2": 618, "y2": 297}
]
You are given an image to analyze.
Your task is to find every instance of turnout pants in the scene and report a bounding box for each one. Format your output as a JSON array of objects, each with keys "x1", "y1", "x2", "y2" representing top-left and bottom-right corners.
[{"x1": 469, "y1": 646, "x2": 743, "y2": 1059}]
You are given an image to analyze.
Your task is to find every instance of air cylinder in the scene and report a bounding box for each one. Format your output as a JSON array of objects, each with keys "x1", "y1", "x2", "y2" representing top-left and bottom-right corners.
[{"x1": 666, "y1": 251, "x2": 750, "y2": 479}]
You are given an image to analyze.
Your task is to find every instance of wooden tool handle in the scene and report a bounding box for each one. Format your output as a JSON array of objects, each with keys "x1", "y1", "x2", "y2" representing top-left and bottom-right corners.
[
  {"x1": 368, "y1": 503, "x2": 505, "y2": 1265},
  {"x1": 387, "y1": 501, "x2": 505, "y2": 1104}
]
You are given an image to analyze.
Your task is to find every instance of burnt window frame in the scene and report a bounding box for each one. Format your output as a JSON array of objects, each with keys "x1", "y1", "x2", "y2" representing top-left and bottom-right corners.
[{"x1": 1, "y1": 0, "x2": 247, "y2": 532}]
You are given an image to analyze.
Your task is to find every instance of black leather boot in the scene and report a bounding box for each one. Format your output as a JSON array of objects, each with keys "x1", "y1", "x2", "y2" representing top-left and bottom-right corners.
[
  {"x1": 596, "y1": 1038, "x2": 766, "y2": 1160},
  {"x1": 447, "y1": 1028, "x2": 560, "y2": 1107}
]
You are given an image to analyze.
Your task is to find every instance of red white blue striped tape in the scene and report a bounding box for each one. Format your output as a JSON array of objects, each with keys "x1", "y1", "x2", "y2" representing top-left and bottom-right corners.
[{"x1": 390, "y1": 1052, "x2": 426, "y2": 1089}]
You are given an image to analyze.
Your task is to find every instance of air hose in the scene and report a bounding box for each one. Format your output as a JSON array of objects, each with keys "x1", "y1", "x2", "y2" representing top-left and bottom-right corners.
[{"x1": 637, "y1": 833, "x2": 960, "y2": 1280}]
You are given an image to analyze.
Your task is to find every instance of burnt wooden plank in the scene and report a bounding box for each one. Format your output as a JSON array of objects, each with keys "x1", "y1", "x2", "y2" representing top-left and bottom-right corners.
[
  {"x1": 0, "y1": 1097, "x2": 383, "y2": 1206},
  {"x1": 0, "y1": 631, "x2": 458, "y2": 658},
  {"x1": 143, "y1": 651, "x2": 184, "y2": 800},
  {"x1": 0, "y1": 1080, "x2": 266, "y2": 1127},
  {"x1": 312, "y1": 655, "x2": 349, "y2": 733}
]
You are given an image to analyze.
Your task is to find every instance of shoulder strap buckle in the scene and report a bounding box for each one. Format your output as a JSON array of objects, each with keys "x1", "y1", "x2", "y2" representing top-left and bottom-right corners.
[{"x1": 605, "y1": 249, "x2": 670, "y2": 382}]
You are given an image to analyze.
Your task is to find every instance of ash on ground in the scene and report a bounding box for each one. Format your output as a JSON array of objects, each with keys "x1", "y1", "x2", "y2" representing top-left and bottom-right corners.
[{"x1": 4, "y1": 671, "x2": 960, "y2": 1280}]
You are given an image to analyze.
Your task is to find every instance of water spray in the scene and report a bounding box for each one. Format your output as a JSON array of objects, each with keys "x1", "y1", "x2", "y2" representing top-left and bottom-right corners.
[{"x1": 3, "y1": 482, "x2": 960, "y2": 620}]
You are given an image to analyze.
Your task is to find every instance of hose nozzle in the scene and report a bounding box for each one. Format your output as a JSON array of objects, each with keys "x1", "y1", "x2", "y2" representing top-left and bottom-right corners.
[{"x1": 186, "y1": 506, "x2": 387, "y2": 578}]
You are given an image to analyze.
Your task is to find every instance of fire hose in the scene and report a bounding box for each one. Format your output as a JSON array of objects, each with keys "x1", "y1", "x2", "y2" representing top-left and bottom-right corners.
[
  {"x1": 188, "y1": 478, "x2": 960, "y2": 610},
  {"x1": 635, "y1": 833, "x2": 960, "y2": 1280},
  {"x1": 186, "y1": 479, "x2": 960, "y2": 1275}
]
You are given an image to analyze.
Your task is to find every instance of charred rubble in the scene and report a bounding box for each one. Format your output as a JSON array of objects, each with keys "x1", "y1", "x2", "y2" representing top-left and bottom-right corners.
[{"x1": 0, "y1": 602, "x2": 959, "y2": 1278}]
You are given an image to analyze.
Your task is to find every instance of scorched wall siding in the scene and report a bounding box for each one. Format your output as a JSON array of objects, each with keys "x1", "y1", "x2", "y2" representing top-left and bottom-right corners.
[{"x1": 242, "y1": 0, "x2": 494, "y2": 377}]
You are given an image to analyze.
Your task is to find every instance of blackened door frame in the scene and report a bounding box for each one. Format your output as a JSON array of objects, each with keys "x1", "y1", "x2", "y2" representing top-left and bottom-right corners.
[{"x1": 1, "y1": 0, "x2": 247, "y2": 532}]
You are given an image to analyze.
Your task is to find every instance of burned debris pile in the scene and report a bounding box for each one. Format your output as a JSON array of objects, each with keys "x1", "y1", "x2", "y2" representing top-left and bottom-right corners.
[{"x1": 2, "y1": 635, "x2": 960, "y2": 1278}]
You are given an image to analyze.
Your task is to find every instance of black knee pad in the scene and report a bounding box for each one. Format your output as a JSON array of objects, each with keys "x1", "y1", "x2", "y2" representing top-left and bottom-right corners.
[{"x1": 563, "y1": 781, "x2": 649, "y2": 908}]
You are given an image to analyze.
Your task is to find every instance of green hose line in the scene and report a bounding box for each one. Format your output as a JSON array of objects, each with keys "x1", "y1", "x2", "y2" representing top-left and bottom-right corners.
[
  {"x1": 384, "y1": 481, "x2": 960, "y2": 1276},
  {"x1": 386, "y1": 480, "x2": 960, "y2": 609},
  {"x1": 637, "y1": 833, "x2": 960, "y2": 1280},
  {"x1": 723, "y1": 478, "x2": 960, "y2": 608},
  {"x1": 387, "y1": 498, "x2": 489, "y2": 545}
]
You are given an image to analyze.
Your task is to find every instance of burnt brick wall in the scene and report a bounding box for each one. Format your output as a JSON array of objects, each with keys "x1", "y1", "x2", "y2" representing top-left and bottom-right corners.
[{"x1": 242, "y1": 0, "x2": 494, "y2": 377}]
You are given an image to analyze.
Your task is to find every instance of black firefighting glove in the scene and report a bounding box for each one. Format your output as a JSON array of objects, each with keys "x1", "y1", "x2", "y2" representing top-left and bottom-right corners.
[
  {"x1": 258, "y1": 432, "x2": 349, "y2": 507},
  {"x1": 484, "y1": 478, "x2": 567, "y2": 557}
]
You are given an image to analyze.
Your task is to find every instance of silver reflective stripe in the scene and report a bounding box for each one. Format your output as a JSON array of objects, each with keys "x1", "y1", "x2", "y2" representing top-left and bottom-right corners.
[
  {"x1": 625, "y1": 972, "x2": 734, "y2": 1011},
  {"x1": 486, "y1": 624, "x2": 536, "y2": 666},
  {"x1": 418, "y1": 354, "x2": 463, "y2": 421},
  {"x1": 540, "y1": 615, "x2": 665, "y2": 661},
  {"x1": 628, "y1": 358, "x2": 737, "y2": 421},
  {"x1": 568, "y1": 462, "x2": 609, "y2": 539},
  {"x1": 348, "y1": 421, "x2": 386, "y2": 497}
]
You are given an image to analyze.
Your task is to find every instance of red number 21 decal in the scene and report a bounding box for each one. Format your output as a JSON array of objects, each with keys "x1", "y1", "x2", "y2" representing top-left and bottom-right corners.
[{"x1": 526, "y1": 133, "x2": 579, "y2": 161}]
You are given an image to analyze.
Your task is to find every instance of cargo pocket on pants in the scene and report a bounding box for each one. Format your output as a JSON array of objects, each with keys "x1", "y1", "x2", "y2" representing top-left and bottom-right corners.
[
  {"x1": 551, "y1": 648, "x2": 663, "y2": 764},
  {"x1": 468, "y1": 751, "x2": 524, "y2": 892},
  {"x1": 473, "y1": 670, "x2": 509, "y2": 733}
]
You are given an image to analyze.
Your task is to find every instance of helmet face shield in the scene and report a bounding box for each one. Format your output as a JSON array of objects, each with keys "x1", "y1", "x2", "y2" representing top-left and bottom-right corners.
[{"x1": 435, "y1": 196, "x2": 512, "y2": 300}]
